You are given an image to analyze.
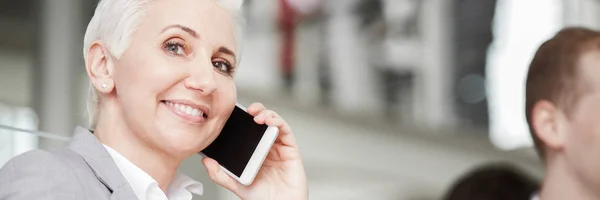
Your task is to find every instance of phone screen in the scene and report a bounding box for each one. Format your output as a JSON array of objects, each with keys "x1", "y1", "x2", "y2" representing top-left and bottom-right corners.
[{"x1": 200, "y1": 106, "x2": 268, "y2": 177}]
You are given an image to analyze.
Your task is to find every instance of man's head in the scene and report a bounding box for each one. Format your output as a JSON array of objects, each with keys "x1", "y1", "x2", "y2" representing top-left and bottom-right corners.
[
  {"x1": 444, "y1": 163, "x2": 539, "y2": 200},
  {"x1": 526, "y1": 27, "x2": 600, "y2": 182}
]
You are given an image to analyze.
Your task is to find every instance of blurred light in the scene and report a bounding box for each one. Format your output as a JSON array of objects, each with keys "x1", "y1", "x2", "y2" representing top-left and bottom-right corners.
[
  {"x1": 457, "y1": 74, "x2": 486, "y2": 104},
  {"x1": 286, "y1": 0, "x2": 322, "y2": 15}
]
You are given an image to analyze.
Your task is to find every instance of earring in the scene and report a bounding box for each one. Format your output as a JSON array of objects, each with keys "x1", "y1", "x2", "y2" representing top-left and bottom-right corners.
[{"x1": 101, "y1": 82, "x2": 107, "y2": 89}]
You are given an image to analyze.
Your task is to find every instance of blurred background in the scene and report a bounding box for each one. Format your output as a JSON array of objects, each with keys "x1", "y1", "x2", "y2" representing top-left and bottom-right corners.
[{"x1": 1, "y1": 0, "x2": 599, "y2": 199}]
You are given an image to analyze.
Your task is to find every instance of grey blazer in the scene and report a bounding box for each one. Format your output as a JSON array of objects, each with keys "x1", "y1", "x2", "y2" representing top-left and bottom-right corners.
[{"x1": 0, "y1": 127, "x2": 138, "y2": 200}]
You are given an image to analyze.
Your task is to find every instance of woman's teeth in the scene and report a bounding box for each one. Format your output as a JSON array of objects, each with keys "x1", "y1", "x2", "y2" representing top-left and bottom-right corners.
[{"x1": 165, "y1": 101, "x2": 203, "y2": 117}]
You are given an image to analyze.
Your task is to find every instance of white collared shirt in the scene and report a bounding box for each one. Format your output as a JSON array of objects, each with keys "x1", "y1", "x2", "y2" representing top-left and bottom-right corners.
[
  {"x1": 103, "y1": 145, "x2": 203, "y2": 200},
  {"x1": 531, "y1": 192, "x2": 539, "y2": 200}
]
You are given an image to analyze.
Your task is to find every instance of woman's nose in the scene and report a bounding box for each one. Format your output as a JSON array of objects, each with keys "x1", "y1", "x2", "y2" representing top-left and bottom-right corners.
[{"x1": 184, "y1": 60, "x2": 217, "y2": 96}]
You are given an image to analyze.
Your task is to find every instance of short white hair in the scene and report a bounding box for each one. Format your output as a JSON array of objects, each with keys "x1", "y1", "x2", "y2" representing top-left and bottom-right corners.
[{"x1": 83, "y1": 0, "x2": 244, "y2": 128}]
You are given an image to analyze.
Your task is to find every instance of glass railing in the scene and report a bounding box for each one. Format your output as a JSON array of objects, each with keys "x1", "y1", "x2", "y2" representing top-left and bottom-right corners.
[
  {"x1": 0, "y1": 124, "x2": 71, "y2": 142},
  {"x1": 0, "y1": 124, "x2": 72, "y2": 168},
  {"x1": 0, "y1": 102, "x2": 71, "y2": 167}
]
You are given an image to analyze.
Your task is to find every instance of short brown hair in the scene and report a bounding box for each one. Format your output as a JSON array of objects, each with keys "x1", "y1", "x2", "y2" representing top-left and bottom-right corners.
[
  {"x1": 525, "y1": 27, "x2": 600, "y2": 159},
  {"x1": 444, "y1": 163, "x2": 539, "y2": 200}
]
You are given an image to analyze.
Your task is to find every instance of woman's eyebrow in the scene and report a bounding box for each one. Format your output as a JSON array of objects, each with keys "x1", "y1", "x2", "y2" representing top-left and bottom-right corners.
[
  {"x1": 161, "y1": 24, "x2": 199, "y2": 39},
  {"x1": 218, "y1": 46, "x2": 236, "y2": 63}
]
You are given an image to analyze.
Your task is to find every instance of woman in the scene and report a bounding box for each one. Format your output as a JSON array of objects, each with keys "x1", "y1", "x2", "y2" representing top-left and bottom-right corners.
[{"x1": 0, "y1": 0, "x2": 308, "y2": 199}]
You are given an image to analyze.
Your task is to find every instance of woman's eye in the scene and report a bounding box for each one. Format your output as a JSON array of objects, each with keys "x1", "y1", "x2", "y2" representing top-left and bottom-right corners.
[
  {"x1": 164, "y1": 41, "x2": 186, "y2": 56},
  {"x1": 213, "y1": 60, "x2": 233, "y2": 74}
]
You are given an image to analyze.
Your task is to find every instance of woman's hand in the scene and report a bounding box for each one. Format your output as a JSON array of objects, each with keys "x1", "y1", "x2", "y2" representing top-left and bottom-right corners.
[{"x1": 202, "y1": 103, "x2": 308, "y2": 200}]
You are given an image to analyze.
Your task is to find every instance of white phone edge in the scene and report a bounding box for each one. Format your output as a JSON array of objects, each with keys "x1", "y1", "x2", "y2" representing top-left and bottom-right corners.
[
  {"x1": 201, "y1": 103, "x2": 280, "y2": 186},
  {"x1": 237, "y1": 125, "x2": 278, "y2": 185}
]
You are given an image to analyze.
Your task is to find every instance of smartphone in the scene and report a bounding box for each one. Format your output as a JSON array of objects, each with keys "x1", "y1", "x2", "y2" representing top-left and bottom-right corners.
[{"x1": 200, "y1": 103, "x2": 279, "y2": 186}]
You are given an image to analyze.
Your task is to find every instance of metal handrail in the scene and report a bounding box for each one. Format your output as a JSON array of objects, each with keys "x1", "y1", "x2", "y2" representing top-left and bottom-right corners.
[{"x1": 0, "y1": 124, "x2": 71, "y2": 142}]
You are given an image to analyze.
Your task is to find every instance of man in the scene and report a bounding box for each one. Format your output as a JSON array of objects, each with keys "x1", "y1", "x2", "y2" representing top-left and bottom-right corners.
[{"x1": 526, "y1": 27, "x2": 600, "y2": 200}]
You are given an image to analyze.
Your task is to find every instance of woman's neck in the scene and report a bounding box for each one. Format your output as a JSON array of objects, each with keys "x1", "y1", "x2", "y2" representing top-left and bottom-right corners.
[{"x1": 93, "y1": 110, "x2": 182, "y2": 192}]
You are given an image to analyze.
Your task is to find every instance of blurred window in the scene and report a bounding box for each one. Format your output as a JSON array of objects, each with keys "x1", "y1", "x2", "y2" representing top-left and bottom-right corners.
[
  {"x1": 0, "y1": 103, "x2": 39, "y2": 167},
  {"x1": 487, "y1": 0, "x2": 563, "y2": 150}
]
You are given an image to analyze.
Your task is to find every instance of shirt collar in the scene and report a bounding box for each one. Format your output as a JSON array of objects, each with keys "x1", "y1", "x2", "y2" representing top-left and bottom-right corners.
[
  {"x1": 169, "y1": 171, "x2": 204, "y2": 197},
  {"x1": 103, "y1": 144, "x2": 203, "y2": 199}
]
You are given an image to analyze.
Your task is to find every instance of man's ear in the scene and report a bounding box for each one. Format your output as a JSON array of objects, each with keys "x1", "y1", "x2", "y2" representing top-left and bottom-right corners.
[
  {"x1": 532, "y1": 100, "x2": 568, "y2": 151},
  {"x1": 85, "y1": 41, "x2": 115, "y2": 93}
]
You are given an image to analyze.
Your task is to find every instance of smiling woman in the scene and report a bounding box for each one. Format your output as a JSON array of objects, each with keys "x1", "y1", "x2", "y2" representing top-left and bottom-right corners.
[{"x1": 0, "y1": 0, "x2": 307, "y2": 200}]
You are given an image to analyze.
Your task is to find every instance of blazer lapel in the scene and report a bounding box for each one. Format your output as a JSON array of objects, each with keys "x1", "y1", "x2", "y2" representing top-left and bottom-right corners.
[{"x1": 67, "y1": 126, "x2": 137, "y2": 199}]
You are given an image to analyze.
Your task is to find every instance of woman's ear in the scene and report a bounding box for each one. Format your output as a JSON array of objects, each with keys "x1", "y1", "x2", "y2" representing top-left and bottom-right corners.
[{"x1": 85, "y1": 41, "x2": 115, "y2": 93}]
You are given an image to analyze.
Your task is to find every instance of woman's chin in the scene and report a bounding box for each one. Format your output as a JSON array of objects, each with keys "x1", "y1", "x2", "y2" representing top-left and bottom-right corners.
[
  {"x1": 153, "y1": 122, "x2": 215, "y2": 157},
  {"x1": 160, "y1": 142, "x2": 204, "y2": 159},
  {"x1": 149, "y1": 132, "x2": 196, "y2": 154}
]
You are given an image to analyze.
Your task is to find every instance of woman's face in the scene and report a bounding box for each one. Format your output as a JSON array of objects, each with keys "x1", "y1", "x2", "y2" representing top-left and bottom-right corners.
[{"x1": 112, "y1": 0, "x2": 237, "y2": 158}]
